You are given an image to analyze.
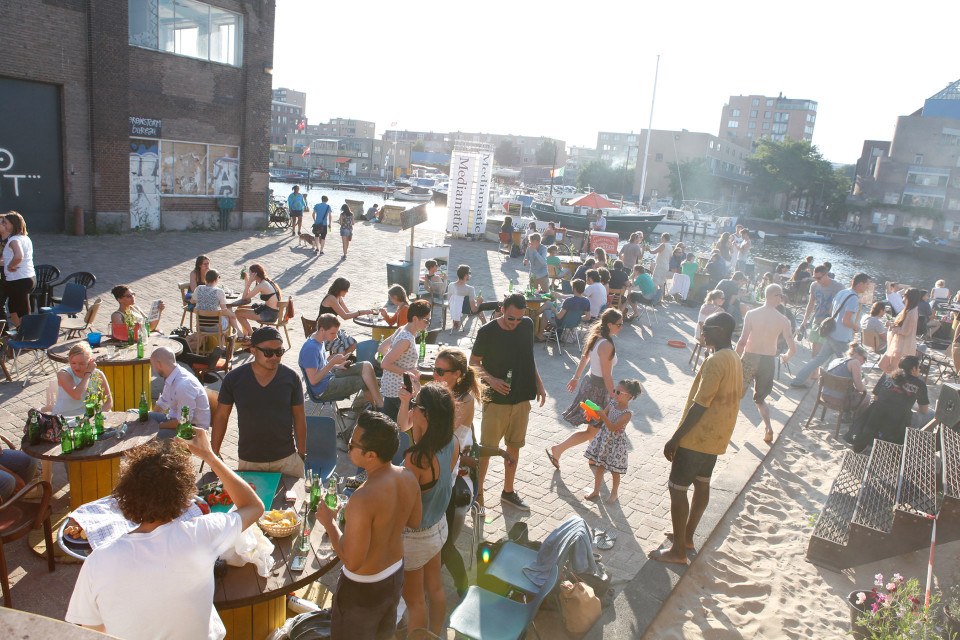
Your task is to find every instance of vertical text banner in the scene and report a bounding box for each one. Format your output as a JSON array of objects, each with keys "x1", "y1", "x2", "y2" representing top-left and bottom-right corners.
[
  {"x1": 471, "y1": 153, "x2": 493, "y2": 236},
  {"x1": 447, "y1": 152, "x2": 476, "y2": 235}
]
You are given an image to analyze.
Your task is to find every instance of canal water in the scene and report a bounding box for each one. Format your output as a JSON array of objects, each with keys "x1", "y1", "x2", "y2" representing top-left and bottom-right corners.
[{"x1": 276, "y1": 183, "x2": 944, "y2": 294}]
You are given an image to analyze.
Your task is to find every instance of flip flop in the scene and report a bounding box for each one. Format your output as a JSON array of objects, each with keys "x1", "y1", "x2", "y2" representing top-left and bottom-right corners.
[
  {"x1": 545, "y1": 448, "x2": 560, "y2": 470},
  {"x1": 593, "y1": 532, "x2": 615, "y2": 550}
]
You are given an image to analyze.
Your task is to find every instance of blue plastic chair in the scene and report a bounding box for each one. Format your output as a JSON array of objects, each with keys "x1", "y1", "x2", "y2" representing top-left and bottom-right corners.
[
  {"x1": 549, "y1": 309, "x2": 585, "y2": 354},
  {"x1": 8, "y1": 314, "x2": 61, "y2": 386},
  {"x1": 305, "y1": 416, "x2": 338, "y2": 483},
  {"x1": 353, "y1": 339, "x2": 379, "y2": 368},
  {"x1": 300, "y1": 366, "x2": 357, "y2": 444},
  {"x1": 42, "y1": 283, "x2": 86, "y2": 316},
  {"x1": 449, "y1": 564, "x2": 559, "y2": 640},
  {"x1": 478, "y1": 541, "x2": 541, "y2": 596}
]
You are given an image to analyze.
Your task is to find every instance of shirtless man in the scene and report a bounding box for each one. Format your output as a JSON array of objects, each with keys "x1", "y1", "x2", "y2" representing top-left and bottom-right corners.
[
  {"x1": 736, "y1": 284, "x2": 796, "y2": 443},
  {"x1": 317, "y1": 411, "x2": 421, "y2": 640}
]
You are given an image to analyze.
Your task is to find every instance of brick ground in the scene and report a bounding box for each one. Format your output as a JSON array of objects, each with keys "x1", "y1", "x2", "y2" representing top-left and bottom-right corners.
[{"x1": 2, "y1": 220, "x2": 808, "y2": 632}]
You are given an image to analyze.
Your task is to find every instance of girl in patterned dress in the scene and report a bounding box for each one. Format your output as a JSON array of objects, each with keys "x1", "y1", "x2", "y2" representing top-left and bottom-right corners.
[{"x1": 584, "y1": 379, "x2": 642, "y2": 503}]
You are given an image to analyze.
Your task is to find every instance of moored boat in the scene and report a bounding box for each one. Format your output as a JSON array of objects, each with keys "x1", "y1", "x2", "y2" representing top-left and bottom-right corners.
[
  {"x1": 531, "y1": 195, "x2": 663, "y2": 236},
  {"x1": 394, "y1": 186, "x2": 433, "y2": 202}
]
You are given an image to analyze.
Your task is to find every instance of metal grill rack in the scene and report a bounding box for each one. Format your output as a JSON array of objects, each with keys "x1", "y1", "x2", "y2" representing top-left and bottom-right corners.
[{"x1": 895, "y1": 429, "x2": 939, "y2": 517}]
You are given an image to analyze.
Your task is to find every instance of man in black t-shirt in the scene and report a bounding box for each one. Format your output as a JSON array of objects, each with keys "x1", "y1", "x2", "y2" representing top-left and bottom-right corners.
[
  {"x1": 212, "y1": 327, "x2": 307, "y2": 477},
  {"x1": 470, "y1": 294, "x2": 546, "y2": 511},
  {"x1": 852, "y1": 355, "x2": 931, "y2": 451}
]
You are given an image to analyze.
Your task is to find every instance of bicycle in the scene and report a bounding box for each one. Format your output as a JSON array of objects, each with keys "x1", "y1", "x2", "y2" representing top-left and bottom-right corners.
[{"x1": 268, "y1": 199, "x2": 290, "y2": 229}]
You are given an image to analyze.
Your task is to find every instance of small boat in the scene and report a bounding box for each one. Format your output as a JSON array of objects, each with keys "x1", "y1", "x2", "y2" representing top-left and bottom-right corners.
[
  {"x1": 829, "y1": 232, "x2": 913, "y2": 251},
  {"x1": 782, "y1": 231, "x2": 831, "y2": 242},
  {"x1": 652, "y1": 206, "x2": 736, "y2": 237},
  {"x1": 394, "y1": 186, "x2": 433, "y2": 202},
  {"x1": 432, "y1": 181, "x2": 448, "y2": 205},
  {"x1": 531, "y1": 194, "x2": 663, "y2": 236}
]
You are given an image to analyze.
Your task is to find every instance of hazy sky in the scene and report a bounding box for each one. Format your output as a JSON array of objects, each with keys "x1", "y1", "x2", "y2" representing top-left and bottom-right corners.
[{"x1": 272, "y1": 1, "x2": 960, "y2": 164}]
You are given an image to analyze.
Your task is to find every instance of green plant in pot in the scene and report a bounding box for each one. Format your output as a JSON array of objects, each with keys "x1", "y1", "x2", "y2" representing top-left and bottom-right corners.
[{"x1": 848, "y1": 573, "x2": 953, "y2": 639}]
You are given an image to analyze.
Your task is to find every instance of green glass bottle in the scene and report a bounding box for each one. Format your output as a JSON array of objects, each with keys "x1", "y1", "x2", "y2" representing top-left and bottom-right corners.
[
  {"x1": 418, "y1": 330, "x2": 427, "y2": 361},
  {"x1": 139, "y1": 391, "x2": 149, "y2": 423},
  {"x1": 324, "y1": 477, "x2": 338, "y2": 510},
  {"x1": 94, "y1": 411, "x2": 105, "y2": 438},
  {"x1": 136, "y1": 323, "x2": 145, "y2": 359},
  {"x1": 177, "y1": 406, "x2": 194, "y2": 440},
  {"x1": 309, "y1": 475, "x2": 321, "y2": 512},
  {"x1": 79, "y1": 418, "x2": 93, "y2": 448},
  {"x1": 28, "y1": 412, "x2": 42, "y2": 445},
  {"x1": 60, "y1": 428, "x2": 74, "y2": 454}
]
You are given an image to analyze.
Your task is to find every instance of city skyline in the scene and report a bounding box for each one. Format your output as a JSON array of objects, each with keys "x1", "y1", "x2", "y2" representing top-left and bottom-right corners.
[{"x1": 272, "y1": 1, "x2": 960, "y2": 165}]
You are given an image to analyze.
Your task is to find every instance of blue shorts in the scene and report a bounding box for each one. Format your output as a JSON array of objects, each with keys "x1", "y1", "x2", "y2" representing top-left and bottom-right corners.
[{"x1": 341, "y1": 228, "x2": 353, "y2": 238}]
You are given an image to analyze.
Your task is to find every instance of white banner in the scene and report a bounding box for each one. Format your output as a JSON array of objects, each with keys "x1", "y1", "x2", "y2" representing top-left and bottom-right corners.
[
  {"x1": 471, "y1": 152, "x2": 493, "y2": 236},
  {"x1": 447, "y1": 152, "x2": 477, "y2": 235}
]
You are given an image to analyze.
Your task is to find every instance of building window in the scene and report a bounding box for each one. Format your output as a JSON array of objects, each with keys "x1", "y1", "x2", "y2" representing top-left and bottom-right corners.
[
  {"x1": 766, "y1": 99, "x2": 773, "y2": 106},
  {"x1": 806, "y1": 114, "x2": 816, "y2": 123},
  {"x1": 906, "y1": 171, "x2": 947, "y2": 187},
  {"x1": 727, "y1": 120, "x2": 739, "y2": 128},
  {"x1": 751, "y1": 98, "x2": 760, "y2": 106},
  {"x1": 804, "y1": 125, "x2": 814, "y2": 135},
  {"x1": 731, "y1": 109, "x2": 741, "y2": 116},
  {"x1": 748, "y1": 121, "x2": 756, "y2": 129},
  {"x1": 159, "y1": 139, "x2": 240, "y2": 196},
  {"x1": 772, "y1": 123, "x2": 787, "y2": 134},
  {"x1": 774, "y1": 112, "x2": 790, "y2": 122},
  {"x1": 130, "y1": 0, "x2": 243, "y2": 67},
  {"x1": 761, "y1": 122, "x2": 771, "y2": 131},
  {"x1": 655, "y1": 153, "x2": 663, "y2": 162},
  {"x1": 915, "y1": 153, "x2": 924, "y2": 164},
  {"x1": 749, "y1": 110, "x2": 758, "y2": 118},
  {"x1": 949, "y1": 199, "x2": 960, "y2": 211},
  {"x1": 764, "y1": 111, "x2": 771, "y2": 119}
]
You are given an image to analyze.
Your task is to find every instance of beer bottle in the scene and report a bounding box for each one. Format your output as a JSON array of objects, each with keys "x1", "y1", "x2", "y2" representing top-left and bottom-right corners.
[
  {"x1": 177, "y1": 406, "x2": 194, "y2": 440},
  {"x1": 298, "y1": 503, "x2": 312, "y2": 553},
  {"x1": 139, "y1": 392, "x2": 149, "y2": 423},
  {"x1": 310, "y1": 473, "x2": 322, "y2": 512},
  {"x1": 136, "y1": 323, "x2": 145, "y2": 359},
  {"x1": 505, "y1": 369, "x2": 513, "y2": 388},
  {"x1": 324, "y1": 477, "x2": 338, "y2": 510},
  {"x1": 418, "y1": 330, "x2": 427, "y2": 361},
  {"x1": 79, "y1": 418, "x2": 93, "y2": 448},
  {"x1": 28, "y1": 412, "x2": 42, "y2": 445},
  {"x1": 94, "y1": 410, "x2": 105, "y2": 439},
  {"x1": 60, "y1": 427, "x2": 74, "y2": 454}
]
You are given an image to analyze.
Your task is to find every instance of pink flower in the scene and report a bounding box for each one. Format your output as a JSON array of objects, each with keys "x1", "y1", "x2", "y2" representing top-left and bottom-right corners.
[
  {"x1": 875, "y1": 573, "x2": 885, "y2": 587},
  {"x1": 871, "y1": 603, "x2": 879, "y2": 613},
  {"x1": 856, "y1": 592, "x2": 867, "y2": 605},
  {"x1": 892, "y1": 573, "x2": 903, "y2": 583},
  {"x1": 887, "y1": 582, "x2": 897, "y2": 592}
]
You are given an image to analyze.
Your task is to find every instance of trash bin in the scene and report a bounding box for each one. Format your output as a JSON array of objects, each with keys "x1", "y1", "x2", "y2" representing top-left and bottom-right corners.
[{"x1": 386, "y1": 260, "x2": 412, "y2": 290}]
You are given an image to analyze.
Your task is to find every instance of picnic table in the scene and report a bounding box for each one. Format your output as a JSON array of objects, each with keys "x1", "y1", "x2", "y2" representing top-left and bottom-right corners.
[
  {"x1": 48, "y1": 336, "x2": 183, "y2": 411},
  {"x1": 21, "y1": 411, "x2": 162, "y2": 509}
]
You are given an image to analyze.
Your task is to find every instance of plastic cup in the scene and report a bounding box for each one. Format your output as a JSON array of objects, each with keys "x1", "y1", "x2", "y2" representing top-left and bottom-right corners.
[{"x1": 87, "y1": 332, "x2": 102, "y2": 347}]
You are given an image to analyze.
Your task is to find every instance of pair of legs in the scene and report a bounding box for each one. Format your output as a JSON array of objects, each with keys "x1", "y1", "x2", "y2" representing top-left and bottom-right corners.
[
  {"x1": 477, "y1": 401, "x2": 529, "y2": 507},
  {"x1": 318, "y1": 361, "x2": 383, "y2": 409},
  {"x1": 440, "y1": 488, "x2": 471, "y2": 596},
  {"x1": 790, "y1": 337, "x2": 844, "y2": 386},
  {"x1": 550, "y1": 424, "x2": 599, "y2": 466},
  {"x1": 312, "y1": 224, "x2": 327, "y2": 254},
  {"x1": 402, "y1": 521, "x2": 447, "y2": 636},
  {"x1": 4, "y1": 277, "x2": 34, "y2": 328},
  {"x1": 584, "y1": 461, "x2": 620, "y2": 503},
  {"x1": 290, "y1": 211, "x2": 303, "y2": 235},
  {"x1": 742, "y1": 353, "x2": 776, "y2": 442},
  {"x1": 0, "y1": 449, "x2": 40, "y2": 500},
  {"x1": 651, "y1": 447, "x2": 716, "y2": 564},
  {"x1": 234, "y1": 307, "x2": 278, "y2": 337},
  {"x1": 341, "y1": 231, "x2": 352, "y2": 258}
]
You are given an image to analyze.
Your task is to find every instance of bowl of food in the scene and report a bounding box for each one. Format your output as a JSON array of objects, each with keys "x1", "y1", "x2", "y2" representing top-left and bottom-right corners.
[
  {"x1": 258, "y1": 509, "x2": 301, "y2": 538},
  {"x1": 63, "y1": 520, "x2": 89, "y2": 545}
]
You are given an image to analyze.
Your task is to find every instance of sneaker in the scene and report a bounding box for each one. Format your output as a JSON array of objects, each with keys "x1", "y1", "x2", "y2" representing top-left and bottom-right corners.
[{"x1": 500, "y1": 491, "x2": 530, "y2": 511}]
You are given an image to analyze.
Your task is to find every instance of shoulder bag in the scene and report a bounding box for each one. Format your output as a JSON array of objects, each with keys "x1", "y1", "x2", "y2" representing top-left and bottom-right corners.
[{"x1": 818, "y1": 292, "x2": 857, "y2": 337}]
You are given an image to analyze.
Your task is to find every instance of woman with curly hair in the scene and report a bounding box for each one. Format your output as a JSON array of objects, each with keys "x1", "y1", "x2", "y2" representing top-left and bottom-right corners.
[
  {"x1": 65, "y1": 430, "x2": 263, "y2": 638},
  {"x1": 397, "y1": 382, "x2": 459, "y2": 636},
  {"x1": 546, "y1": 308, "x2": 624, "y2": 469}
]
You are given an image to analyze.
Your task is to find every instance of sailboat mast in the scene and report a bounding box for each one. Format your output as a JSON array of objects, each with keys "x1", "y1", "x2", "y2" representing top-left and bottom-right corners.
[{"x1": 638, "y1": 54, "x2": 660, "y2": 208}]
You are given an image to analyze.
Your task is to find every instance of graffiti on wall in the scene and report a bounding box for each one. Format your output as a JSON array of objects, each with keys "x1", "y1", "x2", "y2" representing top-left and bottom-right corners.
[{"x1": 130, "y1": 139, "x2": 161, "y2": 229}]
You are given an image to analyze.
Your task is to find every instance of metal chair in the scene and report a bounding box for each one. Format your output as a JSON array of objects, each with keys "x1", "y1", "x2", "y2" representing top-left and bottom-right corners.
[
  {"x1": 41, "y1": 282, "x2": 87, "y2": 316},
  {"x1": 178, "y1": 282, "x2": 195, "y2": 331},
  {"x1": 61, "y1": 297, "x2": 103, "y2": 340},
  {"x1": 449, "y1": 565, "x2": 559, "y2": 640},
  {"x1": 29, "y1": 265, "x2": 60, "y2": 312},
  {"x1": 0, "y1": 475, "x2": 55, "y2": 608},
  {"x1": 548, "y1": 310, "x2": 585, "y2": 354},
  {"x1": 47, "y1": 271, "x2": 96, "y2": 306},
  {"x1": 305, "y1": 416, "x2": 338, "y2": 483},
  {"x1": 8, "y1": 314, "x2": 61, "y2": 386},
  {"x1": 804, "y1": 369, "x2": 866, "y2": 437}
]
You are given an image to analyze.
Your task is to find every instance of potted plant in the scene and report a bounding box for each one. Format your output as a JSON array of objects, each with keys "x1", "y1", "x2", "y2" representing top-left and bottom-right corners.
[{"x1": 848, "y1": 573, "x2": 952, "y2": 639}]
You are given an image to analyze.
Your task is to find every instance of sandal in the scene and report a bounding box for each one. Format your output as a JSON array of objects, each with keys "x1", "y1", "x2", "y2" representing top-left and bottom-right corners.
[
  {"x1": 545, "y1": 448, "x2": 560, "y2": 470},
  {"x1": 593, "y1": 531, "x2": 615, "y2": 550}
]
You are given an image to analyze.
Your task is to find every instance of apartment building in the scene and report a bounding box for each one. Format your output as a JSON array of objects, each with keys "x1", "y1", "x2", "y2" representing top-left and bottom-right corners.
[{"x1": 718, "y1": 94, "x2": 817, "y2": 147}]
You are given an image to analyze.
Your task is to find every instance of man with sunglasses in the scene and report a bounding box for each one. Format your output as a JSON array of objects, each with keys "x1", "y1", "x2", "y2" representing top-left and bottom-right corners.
[
  {"x1": 798, "y1": 265, "x2": 842, "y2": 356},
  {"x1": 470, "y1": 293, "x2": 546, "y2": 510},
  {"x1": 212, "y1": 327, "x2": 307, "y2": 477},
  {"x1": 736, "y1": 284, "x2": 796, "y2": 444},
  {"x1": 316, "y1": 411, "x2": 420, "y2": 640},
  {"x1": 651, "y1": 311, "x2": 742, "y2": 565}
]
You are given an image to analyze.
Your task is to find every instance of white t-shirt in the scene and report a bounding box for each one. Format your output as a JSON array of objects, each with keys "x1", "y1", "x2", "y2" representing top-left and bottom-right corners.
[
  {"x1": 66, "y1": 512, "x2": 242, "y2": 640},
  {"x1": 583, "y1": 282, "x2": 607, "y2": 318},
  {"x1": 886, "y1": 291, "x2": 904, "y2": 314},
  {"x1": 2, "y1": 234, "x2": 35, "y2": 281}
]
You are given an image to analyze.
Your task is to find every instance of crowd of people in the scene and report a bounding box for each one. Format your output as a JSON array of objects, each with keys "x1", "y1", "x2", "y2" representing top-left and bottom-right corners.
[{"x1": 3, "y1": 195, "x2": 953, "y2": 639}]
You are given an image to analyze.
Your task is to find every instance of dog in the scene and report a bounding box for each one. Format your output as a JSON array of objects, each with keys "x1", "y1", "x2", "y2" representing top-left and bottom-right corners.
[{"x1": 297, "y1": 233, "x2": 318, "y2": 252}]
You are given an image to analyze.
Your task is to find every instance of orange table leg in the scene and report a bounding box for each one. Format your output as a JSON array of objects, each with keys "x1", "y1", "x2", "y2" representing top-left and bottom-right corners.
[
  {"x1": 217, "y1": 594, "x2": 287, "y2": 639},
  {"x1": 66, "y1": 458, "x2": 122, "y2": 510},
  {"x1": 100, "y1": 362, "x2": 151, "y2": 411}
]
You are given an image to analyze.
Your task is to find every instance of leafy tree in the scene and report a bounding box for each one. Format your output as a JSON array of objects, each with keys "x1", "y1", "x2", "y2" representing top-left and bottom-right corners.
[
  {"x1": 576, "y1": 160, "x2": 632, "y2": 195},
  {"x1": 412, "y1": 141, "x2": 425, "y2": 152},
  {"x1": 536, "y1": 139, "x2": 558, "y2": 166},
  {"x1": 495, "y1": 140, "x2": 520, "y2": 166},
  {"x1": 666, "y1": 158, "x2": 720, "y2": 204}
]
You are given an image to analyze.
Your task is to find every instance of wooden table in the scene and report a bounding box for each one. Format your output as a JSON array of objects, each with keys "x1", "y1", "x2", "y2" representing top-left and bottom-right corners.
[
  {"x1": 524, "y1": 295, "x2": 552, "y2": 335},
  {"x1": 198, "y1": 472, "x2": 341, "y2": 639},
  {"x1": 558, "y1": 256, "x2": 582, "y2": 277},
  {"x1": 416, "y1": 345, "x2": 442, "y2": 381},
  {"x1": 353, "y1": 314, "x2": 397, "y2": 342},
  {"x1": 21, "y1": 411, "x2": 162, "y2": 510},
  {"x1": 48, "y1": 336, "x2": 183, "y2": 411}
]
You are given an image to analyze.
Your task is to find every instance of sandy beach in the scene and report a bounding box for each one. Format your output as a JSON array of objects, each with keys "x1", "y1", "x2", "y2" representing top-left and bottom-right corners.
[{"x1": 645, "y1": 389, "x2": 960, "y2": 639}]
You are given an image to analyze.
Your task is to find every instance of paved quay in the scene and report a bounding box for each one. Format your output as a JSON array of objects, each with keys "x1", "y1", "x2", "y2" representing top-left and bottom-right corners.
[{"x1": 2, "y1": 219, "x2": 813, "y2": 635}]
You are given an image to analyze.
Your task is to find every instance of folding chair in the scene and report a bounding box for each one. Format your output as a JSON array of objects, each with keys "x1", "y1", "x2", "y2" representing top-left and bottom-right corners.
[
  {"x1": 305, "y1": 416, "x2": 338, "y2": 483},
  {"x1": 804, "y1": 369, "x2": 865, "y2": 437},
  {"x1": 548, "y1": 311, "x2": 584, "y2": 354},
  {"x1": 8, "y1": 314, "x2": 61, "y2": 386}
]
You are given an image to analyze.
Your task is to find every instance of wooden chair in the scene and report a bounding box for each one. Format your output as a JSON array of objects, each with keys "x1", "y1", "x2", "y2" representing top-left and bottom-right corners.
[
  {"x1": 0, "y1": 432, "x2": 55, "y2": 608},
  {"x1": 178, "y1": 282, "x2": 194, "y2": 331},
  {"x1": 862, "y1": 330, "x2": 885, "y2": 356},
  {"x1": 805, "y1": 370, "x2": 866, "y2": 437},
  {"x1": 547, "y1": 264, "x2": 563, "y2": 291},
  {"x1": 689, "y1": 332, "x2": 712, "y2": 372},
  {"x1": 256, "y1": 299, "x2": 292, "y2": 348},
  {"x1": 61, "y1": 297, "x2": 102, "y2": 340},
  {"x1": 607, "y1": 287, "x2": 626, "y2": 310},
  {"x1": 193, "y1": 310, "x2": 234, "y2": 380}
]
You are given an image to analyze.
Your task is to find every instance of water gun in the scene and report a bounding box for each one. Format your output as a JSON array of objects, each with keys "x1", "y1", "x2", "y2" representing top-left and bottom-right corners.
[{"x1": 580, "y1": 400, "x2": 601, "y2": 422}]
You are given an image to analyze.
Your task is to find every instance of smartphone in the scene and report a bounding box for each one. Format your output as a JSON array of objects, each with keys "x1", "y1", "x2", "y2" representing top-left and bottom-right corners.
[
  {"x1": 403, "y1": 372, "x2": 413, "y2": 393},
  {"x1": 290, "y1": 556, "x2": 307, "y2": 572}
]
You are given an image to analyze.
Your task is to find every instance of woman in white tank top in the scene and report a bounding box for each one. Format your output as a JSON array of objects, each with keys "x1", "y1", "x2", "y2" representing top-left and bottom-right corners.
[{"x1": 52, "y1": 342, "x2": 113, "y2": 416}]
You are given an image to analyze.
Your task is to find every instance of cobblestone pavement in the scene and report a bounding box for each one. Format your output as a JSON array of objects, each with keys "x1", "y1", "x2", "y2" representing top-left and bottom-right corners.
[{"x1": 2, "y1": 219, "x2": 808, "y2": 627}]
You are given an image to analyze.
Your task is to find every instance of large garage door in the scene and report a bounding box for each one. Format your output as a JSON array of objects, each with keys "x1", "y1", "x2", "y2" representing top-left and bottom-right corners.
[{"x1": 0, "y1": 77, "x2": 64, "y2": 232}]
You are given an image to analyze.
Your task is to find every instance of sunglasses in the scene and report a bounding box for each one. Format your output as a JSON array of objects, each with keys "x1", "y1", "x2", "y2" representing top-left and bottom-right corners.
[
  {"x1": 614, "y1": 389, "x2": 631, "y2": 395},
  {"x1": 433, "y1": 366, "x2": 456, "y2": 376},
  {"x1": 254, "y1": 346, "x2": 286, "y2": 358},
  {"x1": 504, "y1": 314, "x2": 524, "y2": 323},
  {"x1": 347, "y1": 440, "x2": 367, "y2": 453}
]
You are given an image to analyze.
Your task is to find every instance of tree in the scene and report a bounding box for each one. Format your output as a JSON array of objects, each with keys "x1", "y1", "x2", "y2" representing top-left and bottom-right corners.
[
  {"x1": 535, "y1": 139, "x2": 558, "y2": 166},
  {"x1": 666, "y1": 158, "x2": 720, "y2": 204},
  {"x1": 745, "y1": 138, "x2": 839, "y2": 220},
  {"x1": 412, "y1": 141, "x2": 425, "y2": 152},
  {"x1": 495, "y1": 140, "x2": 520, "y2": 166},
  {"x1": 576, "y1": 160, "x2": 632, "y2": 195}
]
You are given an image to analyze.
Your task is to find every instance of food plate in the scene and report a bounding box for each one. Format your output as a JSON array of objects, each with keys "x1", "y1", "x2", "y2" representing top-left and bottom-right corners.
[{"x1": 62, "y1": 520, "x2": 90, "y2": 546}]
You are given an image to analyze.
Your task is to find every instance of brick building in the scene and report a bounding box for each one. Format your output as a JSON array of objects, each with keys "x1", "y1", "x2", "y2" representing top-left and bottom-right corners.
[
  {"x1": 1, "y1": 0, "x2": 275, "y2": 232},
  {"x1": 718, "y1": 93, "x2": 818, "y2": 148}
]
